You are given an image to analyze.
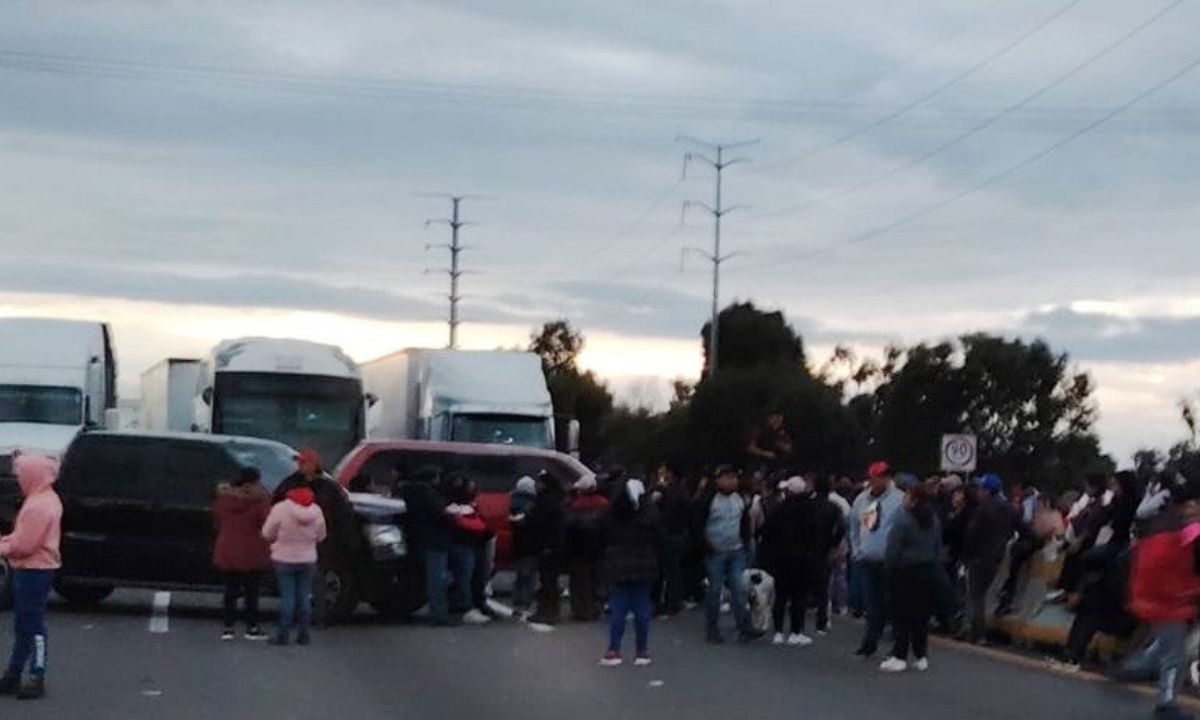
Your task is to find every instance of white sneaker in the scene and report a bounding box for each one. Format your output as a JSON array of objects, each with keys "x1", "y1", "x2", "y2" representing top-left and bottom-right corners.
[
  {"x1": 634, "y1": 655, "x2": 653, "y2": 667},
  {"x1": 788, "y1": 633, "x2": 814, "y2": 647},
  {"x1": 772, "y1": 633, "x2": 786, "y2": 646},
  {"x1": 880, "y1": 657, "x2": 908, "y2": 673},
  {"x1": 913, "y1": 657, "x2": 929, "y2": 672},
  {"x1": 462, "y1": 609, "x2": 492, "y2": 625}
]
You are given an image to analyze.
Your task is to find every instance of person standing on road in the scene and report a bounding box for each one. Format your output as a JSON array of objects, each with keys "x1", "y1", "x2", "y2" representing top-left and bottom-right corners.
[
  {"x1": 651, "y1": 463, "x2": 690, "y2": 618},
  {"x1": 600, "y1": 478, "x2": 663, "y2": 667},
  {"x1": 759, "y1": 476, "x2": 817, "y2": 647},
  {"x1": 810, "y1": 474, "x2": 847, "y2": 635},
  {"x1": 444, "y1": 475, "x2": 487, "y2": 624},
  {"x1": 272, "y1": 449, "x2": 356, "y2": 627},
  {"x1": 564, "y1": 476, "x2": 610, "y2": 621},
  {"x1": 696, "y1": 465, "x2": 758, "y2": 644},
  {"x1": 1117, "y1": 479, "x2": 1200, "y2": 720},
  {"x1": 850, "y1": 461, "x2": 904, "y2": 658},
  {"x1": 398, "y1": 466, "x2": 461, "y2": 626},
  {"x1": 509, "y1": 475, "x2": 539, "y2": 619},
  {"x1": 0, "y1": 454, "x2": 62, "y2": 701},
  {"x1": 529, "y1": 471, "x2": 566, "y2": 625},
  {"x1": 212, "y1": 467, "x2": 272, "y2": 641},
  {"x1": 960, "y1": 474, "x2": 1014, "y2": 644},
  {"x1": 262, "y1": 486, "x2": 327, "y2": 646},
  {"x1": 880, "y1": 479, "x2": 942, "y2": 673}
]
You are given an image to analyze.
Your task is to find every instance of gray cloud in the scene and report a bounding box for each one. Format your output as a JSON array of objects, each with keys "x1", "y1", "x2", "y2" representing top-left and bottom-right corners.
[{"x1": 1020, "y1": 307, "x2": 1200, "y2": 364}]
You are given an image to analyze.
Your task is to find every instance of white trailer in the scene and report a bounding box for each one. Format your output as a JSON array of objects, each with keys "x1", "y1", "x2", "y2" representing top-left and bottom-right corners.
[
  {"x1": 139, "y1": 358, "x2": 202, "y2": 432},
  {"x1": 193, "y1": 338, "x2": 366, "y2": 466},
  {"x1": 0, "y1": 318, "x2": 117, "y2": 456},
  {"x1": 363, "y1": 349, "x2": 559, "y2": 451}
]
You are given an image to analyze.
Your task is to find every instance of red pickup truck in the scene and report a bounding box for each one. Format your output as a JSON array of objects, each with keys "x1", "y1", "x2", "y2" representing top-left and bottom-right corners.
[{"x1": 334, "y1": 439, "x2": 593, "y2": 568}]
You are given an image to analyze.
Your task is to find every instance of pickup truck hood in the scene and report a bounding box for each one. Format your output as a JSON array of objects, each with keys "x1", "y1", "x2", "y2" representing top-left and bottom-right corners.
[{"x1": 0, "y1": 423, "x2": 81, "y2": 457}]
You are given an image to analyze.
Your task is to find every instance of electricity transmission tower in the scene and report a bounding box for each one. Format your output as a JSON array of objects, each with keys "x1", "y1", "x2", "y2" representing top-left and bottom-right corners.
[
  {"x1": 680, "y1": 136, "x2": 759, "y2": 375},
  {"x1": 424, "y1": 195, "x2": 476, "y2": 349}
]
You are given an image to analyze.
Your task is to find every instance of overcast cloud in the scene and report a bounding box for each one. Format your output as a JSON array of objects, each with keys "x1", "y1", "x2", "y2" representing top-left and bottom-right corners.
[{"x1": 2, "y1": 0, "x2": 1199, "y2": 462}]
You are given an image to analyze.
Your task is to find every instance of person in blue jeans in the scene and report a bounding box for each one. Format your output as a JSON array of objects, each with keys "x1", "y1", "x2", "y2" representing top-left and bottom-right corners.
[
  {"x1": 262, "y1": 487, "x2": 327, "y2": 645},
  {"x1": 696, "y1": 466, "x2": 757, "y2": 644},
  {"x1": 849, "y1": 462, "x2": 905, "y2": 657},
  {"x1": 0, "y1": 453, "x2": 63, "y2": 701},
  {"x1": 509, "y1": 476, "x2": 540, "y2": 618},
  {"x1": 600, "y1": 478, "x2": 662, "y2": 666}
]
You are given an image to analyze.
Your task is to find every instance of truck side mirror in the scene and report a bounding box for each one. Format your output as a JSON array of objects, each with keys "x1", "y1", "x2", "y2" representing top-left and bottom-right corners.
[
  {"x1": 567, "y1": 419, "x2": 581, "y2": 458},
  {"x1": 201, "y1": 387, "x2": 213, "y2": 406},
  {"x1": 365, "y1": 392, "x2": 379, "y2": 408}
]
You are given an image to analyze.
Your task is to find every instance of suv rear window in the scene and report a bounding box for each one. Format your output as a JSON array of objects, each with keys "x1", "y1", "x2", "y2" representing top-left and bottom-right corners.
[
  {"x1": 60, "y1": 436, "x2": 157, "y2": 501},
  {"x1": 161, "y1": 441, "x2": 235, "y2": 508}
]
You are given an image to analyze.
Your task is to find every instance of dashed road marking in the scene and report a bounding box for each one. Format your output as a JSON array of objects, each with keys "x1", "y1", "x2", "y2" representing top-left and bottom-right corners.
[{"x1": 149, "y1": 591, "x2": 170, "y2": 634}]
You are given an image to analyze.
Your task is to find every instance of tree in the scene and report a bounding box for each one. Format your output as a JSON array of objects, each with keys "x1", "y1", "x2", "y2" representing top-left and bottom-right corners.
[
  {"x1": 701, "y1": 302, "x2": 805, "y2": 376},
  {"x1": 871, "y1": 342, "x2": 965, "y2": 474},
  {"x1": 529, "y1": 320, "x2": 613, "y2": 462}
]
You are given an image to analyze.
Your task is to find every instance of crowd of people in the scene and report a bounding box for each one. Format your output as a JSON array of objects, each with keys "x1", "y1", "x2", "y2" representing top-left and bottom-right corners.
[{"x1": 8, "y1": 436, "x2": 1200, "y2": 720}]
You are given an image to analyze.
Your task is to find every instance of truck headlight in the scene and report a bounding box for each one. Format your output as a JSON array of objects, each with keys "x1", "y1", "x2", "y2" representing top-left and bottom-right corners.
[{"x1": 364, "y1": 523, "x2": 406, "y2": 557}]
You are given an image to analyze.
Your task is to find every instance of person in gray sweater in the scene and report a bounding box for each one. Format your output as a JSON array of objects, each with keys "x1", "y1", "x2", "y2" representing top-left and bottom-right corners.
[{"x1": 880, "y1": 481, "x2": 943, "y2": 673}]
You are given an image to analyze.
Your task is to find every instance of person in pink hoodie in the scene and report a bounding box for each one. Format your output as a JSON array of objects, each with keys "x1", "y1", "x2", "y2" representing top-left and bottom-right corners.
[
  {"x1": 0, "y1": 454, "x2": 62, "y2": 700},
  {"x1": 262, "y1": 486, "x2": 326, "y2": 646}
]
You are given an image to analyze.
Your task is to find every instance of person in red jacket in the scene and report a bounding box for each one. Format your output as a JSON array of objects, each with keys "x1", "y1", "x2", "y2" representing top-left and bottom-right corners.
[
  {"x1": 1119, "y1": 478, "x2": 1200, "y2": 720},
  {"x1": 212, "y1": 467, "x2": 272, "y2": 641}
]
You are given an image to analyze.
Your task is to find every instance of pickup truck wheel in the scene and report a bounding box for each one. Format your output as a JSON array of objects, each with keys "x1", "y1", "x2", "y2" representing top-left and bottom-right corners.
[
  {"x1": 321, "y1": 563, "x2": 361, "y2": 624},
  {"x1": 55, "y1": 583, "x2": 114, "y2": 607},
  {"x1": 370, "y1": 561, "x2": 426, "y2": 620},
  {"x1": 0, "y1": 559, "x2": 12, "y2": 611}
]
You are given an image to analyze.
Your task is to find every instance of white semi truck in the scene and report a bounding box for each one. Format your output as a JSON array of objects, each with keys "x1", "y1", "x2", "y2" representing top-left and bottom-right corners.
[
  {"x1": 139, "y1": 358, "x2": 202, "y2": 432},
  {"x1": 363, "y1": 349, "x2": 566, "y2": 451},
  {"x1": 192, "y1": 338, "x2": 368, "y2": 466},
  {"x1": 0, "y1": 318, "x2": 117, "y2": 456}
]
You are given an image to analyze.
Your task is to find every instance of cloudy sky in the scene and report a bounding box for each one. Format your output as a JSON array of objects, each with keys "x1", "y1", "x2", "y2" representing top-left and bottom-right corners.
[{"x1": 2, "y1": 0, "x2": 1198, "y2": 463}]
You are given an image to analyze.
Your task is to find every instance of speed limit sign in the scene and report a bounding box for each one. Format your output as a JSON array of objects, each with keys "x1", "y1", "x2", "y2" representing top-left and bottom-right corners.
[{"x1": 941, "y1": 434, "x2": 978, "y2": 473}]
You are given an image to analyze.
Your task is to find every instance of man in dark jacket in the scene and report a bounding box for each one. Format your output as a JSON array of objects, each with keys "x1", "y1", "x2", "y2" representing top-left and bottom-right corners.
[
  {"x1": 564, "y1": 476, "x2": 610, "y2": 621},
  {"x1": 960, "y1": 473, "x2": 1014, "y2": 643},
  {"x1": 271, "y1": 449, "x2": 357, "y2": 626},
  {"x1": 651, "y1": 463, "x2": 690, "y2": 617},
  {"x1": 809, "y1": 474, "x2": 847, "y2": 634},
  {"x1": 528, "y1": 472, "x2": 566, "y2": 625},
  {"x1": 695, "y1": 465, "x2": 757, "y2": 643},
  {"x1": 396, "y1": 465, "x2": 457, "y2": 626},
  {"x1": 600, "y1": 478, "x2": 664, "y2": 665}
]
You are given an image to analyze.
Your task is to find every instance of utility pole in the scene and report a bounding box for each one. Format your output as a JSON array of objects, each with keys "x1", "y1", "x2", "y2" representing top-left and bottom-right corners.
[
  {"x1": 425, "y1": 195, "x2": 470, "y2": 349},
  {"x1": 680, "y1": 137, "x2": 759, "y2": 376}
]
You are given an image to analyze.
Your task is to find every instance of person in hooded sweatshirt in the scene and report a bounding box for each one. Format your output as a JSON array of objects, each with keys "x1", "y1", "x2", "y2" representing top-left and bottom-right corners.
[
  {"x1": 879, "y1": 479, "x2": 942, "y2": 673},
  {"x1": 960, "y1": 473, "x2": 1015, "y2": 644},
  {"x1": 509, "y1": 475, "x2": 540, "y2": 619},
  {"x1": 759, "y1": 476, "x2": 818, "y2": 647},
  {"x1": 564, "y1": 475, "x2": 610, "y2": 621},
  {"x1": 600, "y1": 478, "x2": 663, "y2": 667},
  {"x1": 0, "y1": 454, "x2": 61, "y2": 701},
  {"x1": 212, "y1": 466, "x2": 272, "y2": 641},
  {"x1": 262, "y1": 486, "x2": 327, "y2": 646},
  {"x1": 850, "y1": 461, "x2": 905, "y2": 657}
]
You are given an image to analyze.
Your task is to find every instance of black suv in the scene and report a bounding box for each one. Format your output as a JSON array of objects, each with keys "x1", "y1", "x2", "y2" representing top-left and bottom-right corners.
[{"x1": 0, "y1": 432, "x2": 422, "y2": 622}]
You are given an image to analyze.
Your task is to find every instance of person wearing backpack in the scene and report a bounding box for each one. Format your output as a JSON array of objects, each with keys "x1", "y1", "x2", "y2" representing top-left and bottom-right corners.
[
  {"x1": 212, "y1": 467, "x2": 272, "y2": 641},
  {"x1": 262, "y1": 486, "x2": 327, "y2": 646}
]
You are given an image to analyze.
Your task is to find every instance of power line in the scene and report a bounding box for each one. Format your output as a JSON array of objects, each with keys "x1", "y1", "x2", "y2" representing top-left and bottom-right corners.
[
  {"x1": 736, "y1": 50, "x2": 1200, "y2": 274},
  {"x1": 753, "y1": 0, "x2": 1087, "y2": 174},
  {"x1": 678, "y1": 137, "x2": 760, "y2": 375},
  {"x1": 752, "y1": 0, "x2": 1187, "y2": 221}
]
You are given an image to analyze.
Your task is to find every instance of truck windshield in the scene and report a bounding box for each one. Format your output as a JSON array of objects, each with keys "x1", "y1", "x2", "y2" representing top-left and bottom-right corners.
[
  {"x1": 451, "y1": 414, "x2": 552, "y2": 449},
  {"x1": 213, "y1": 373, "x2": 363, "y2": 466},
  {"x1": 0, "y1": 385, "x2": 82, "y2": 425}
]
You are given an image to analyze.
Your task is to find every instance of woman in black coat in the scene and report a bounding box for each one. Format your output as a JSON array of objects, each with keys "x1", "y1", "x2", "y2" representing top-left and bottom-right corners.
[{"x1": 600, "y1": 478, "x2": 663, "y2": 667}]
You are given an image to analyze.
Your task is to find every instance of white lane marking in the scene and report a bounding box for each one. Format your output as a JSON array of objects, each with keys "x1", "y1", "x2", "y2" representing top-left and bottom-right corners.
[
  {"x1": 648, "y1": 680, "x2": 665, "y2": 688},
  {"x1": 527, "y1": 622, "x2": 555, "y2": 633},
  {"x1": 149, "y1": 591, "x2": 171, "y2": 634},
  {"x1": 141, "y1": 690, "x2": 163, "y2": 698}
]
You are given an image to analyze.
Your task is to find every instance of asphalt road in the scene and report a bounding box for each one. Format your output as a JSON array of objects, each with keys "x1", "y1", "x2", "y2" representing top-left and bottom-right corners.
[{"x1": 0, "y1": 590, "x2": 1170, "y2": 720}]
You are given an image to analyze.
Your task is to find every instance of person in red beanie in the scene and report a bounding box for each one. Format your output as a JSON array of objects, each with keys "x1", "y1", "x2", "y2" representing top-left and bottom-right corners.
[
  {"x1": 212, "y1": 466, "x2": 272, "y2": 641},
  {"x1": 262, "y1": 485, "x2": 327, "y2": 645}
]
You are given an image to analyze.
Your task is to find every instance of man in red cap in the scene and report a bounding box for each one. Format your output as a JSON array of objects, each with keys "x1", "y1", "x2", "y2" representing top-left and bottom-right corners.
[
  {"x1": 849, "y1": 461, "x2": 904, "y2": 658},
  {"x1": 272, "y1": 449, "x2": 356, "y2": 626}
]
